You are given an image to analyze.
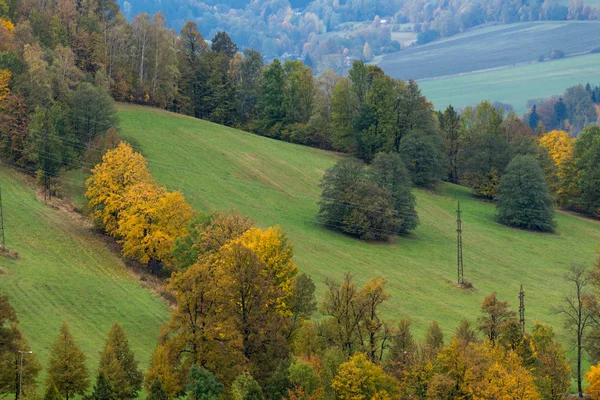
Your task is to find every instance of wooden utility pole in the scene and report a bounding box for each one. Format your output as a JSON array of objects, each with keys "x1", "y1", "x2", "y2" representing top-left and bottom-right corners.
[
  {"x1": 519, "y1": 284, "x2": 525, "y2": 332},
  {"x1": 456, "y1": 201, "x2": 463, "y2": 286},
  {"x1": 0, "y1": 185, "x2": 5, "y2": 251}
]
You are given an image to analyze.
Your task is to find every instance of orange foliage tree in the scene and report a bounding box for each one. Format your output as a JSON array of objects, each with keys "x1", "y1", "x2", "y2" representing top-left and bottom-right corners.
[
  {"x1": 85, "y1": 142, "x2": 152, "y2": 235},
  {"x1": 586, "y1": 362, "x2": 600, "y2": 399},
  {"x1": 116, "y1": 182, "x2": 194, "y2": 265},
  {"x1": 0, "y1": 69, "x2": 11, "y2": 102}
]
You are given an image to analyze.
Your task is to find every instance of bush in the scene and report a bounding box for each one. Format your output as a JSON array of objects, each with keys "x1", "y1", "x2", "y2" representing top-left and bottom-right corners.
[
  {"x1": 550, "y1": 49, "x2": 565, "y2": 60},
  {"x1": 496, "y1": 155, "x2": 555, "y2": 232}
]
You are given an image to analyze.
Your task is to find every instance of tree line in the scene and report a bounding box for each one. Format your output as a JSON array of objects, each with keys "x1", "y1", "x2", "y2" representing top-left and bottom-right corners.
[{"x1": 11, "y1": 253, "x2": 600, "y2": 399}]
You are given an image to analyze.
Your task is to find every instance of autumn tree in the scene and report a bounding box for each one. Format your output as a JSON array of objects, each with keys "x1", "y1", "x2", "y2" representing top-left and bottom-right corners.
[
  {"x1": 145, "y1": 343, "x2": 185, "y2": 398},
  {"x1": 586, "y1": 362, "x2": 600, "y2": 399},
  {"x1": 385, "y1": 319, "x2": 418, "y2": 382},
  {"x1": 97, "y1": 323, "x2": 143, "y2": 400},
  {"x1": 554, "y1": 265, "x2": 593, "y2": 397},
  {"x1": 46, "y1": 322, "x2": 90, "y2": 400},
  {"x1": 332, "y1": 353, "x2": 398, "y2": 400},
  {"x1": 496, "y1": 155, "x2": 555, "y2": 232},
  {"x1": 539, "y1": 130, "x2": 577, "y2": 206},
  {"x1": 422, "y1": 321, "x2": 444, "y2": 362},
  {"x1": 116, "y1": 182, "x2": 194, "y2": 267},
  {"x1": 219, "y1": 242, "x2": 291, "y2": 384},
  {"x1": 85, "y1": 142, "x2": 152, "y2": 235},
  {"x1": 0, "y1": 296, "x2": 41, "y2": 398},
  {"x1": 0, "y1": 68, "x2": 10, "y2": 101},
  {"x1": 478, "y1": 292, "x2": 516, "y2": 344},
  {"x1": 531, "y1": 322, "x2": 571, "y2": 400},
  {"x1": 0, "y1": 94, "x2": 28, "y2": 167},
  {"x1": 164, "y1": 261, "x2": 244, "y2": 386}
]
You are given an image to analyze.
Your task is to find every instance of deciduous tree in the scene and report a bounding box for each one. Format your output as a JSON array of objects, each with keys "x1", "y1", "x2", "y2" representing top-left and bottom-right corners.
[
  {"x1": 85, "y1": 142, "x2": 152, "y2": 235},
  {"x1": 46, "y1": 322, "x2": 90, "y2": 400},
  {"x1": 477, "y1": 292, "x2": 516, "y2": 344},
  {"x1": 496, "y1": 155, "x2": 555, "y2": 232}
]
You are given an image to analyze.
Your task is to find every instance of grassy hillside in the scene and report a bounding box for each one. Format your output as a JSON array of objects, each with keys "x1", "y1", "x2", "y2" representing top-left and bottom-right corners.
[
  {"x1": 112, "y1": 104, "x2": 600, "y2": 342},
  {"x1": 375, "y1": 21, "x2": 600, "y2": 81},
  {"x1": 420, "y1": 52, "x2": 600, "y2": 114},
  {"x1": 0, "y1": 165, "x2": 170, "y2": 376}
]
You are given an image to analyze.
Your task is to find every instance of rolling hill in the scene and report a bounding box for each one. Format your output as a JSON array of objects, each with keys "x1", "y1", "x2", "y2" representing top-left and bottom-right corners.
[
  {"x1": 375, "y1": 21, "x2": 600, "y2": 81},
  {"x1": 420, "y1": 52, "x2": 600, "y2": 114},
  {"x1": 100, "y1": 104, "x2": 600, "y2": 342},
  {"x1": 0, "y1": 165, "x2": 170, "y2": 376}
]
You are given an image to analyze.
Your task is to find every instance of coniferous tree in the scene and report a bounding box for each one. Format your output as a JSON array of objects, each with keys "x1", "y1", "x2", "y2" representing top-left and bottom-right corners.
[
  {"x1": 46, "y1": 322, "x2": 90, "y2": 400},
  {"x1": 439, "y1": 105, "x2": 461, "y2": 183},
  {"x1": 85, "y1": 373, "x2": 116, "y2": 400},
  {"x1": 258, "y1": 59, "x2": 285, "y2": 136},
  {"x1": 496, "y1": 155, "x2": 555, "y2": 232},
  {"x1": 528, "y1": 104, "x2": 540, "y2": 130},
  {"x1": 97, "y1": 323, "x2": 143, "y2": 400},
  {"x1": 370, "y1": 152, "x2": 418, "y2": 234},
  {"x1": 146, "y1": 379, "x2": 168, "y2": 400}
]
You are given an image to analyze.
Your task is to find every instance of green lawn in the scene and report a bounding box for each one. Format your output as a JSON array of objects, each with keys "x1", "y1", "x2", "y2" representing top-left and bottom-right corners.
[
  {"x1": 111, "y1": 104, "x2": 600, "y2": 345},
  {"x1": 420, "y1": 52, "x2": 600, "y2": 114},
  {"x1": 0, "y1": 165, "x2": 170, "y2": 378}
]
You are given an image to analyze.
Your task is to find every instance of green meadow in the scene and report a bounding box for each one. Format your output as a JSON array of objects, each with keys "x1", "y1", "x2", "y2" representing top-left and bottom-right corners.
[
  {"x1": 110, "y1": 104, "x2": 600, "y2": 342},
  {"x1": 0, "y1": 165, "x2": 170, "y2": 375}
]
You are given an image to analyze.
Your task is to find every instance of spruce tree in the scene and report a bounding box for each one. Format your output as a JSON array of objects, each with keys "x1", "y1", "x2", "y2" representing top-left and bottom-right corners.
[
  {"x1": 85, "y1": 373, "x2": 116, "y2": 400},
  {"x1": 98, "y1": 322, "x2": 143, "y2": 400},
  {"x1": 496, "y1": 155, "x2": 555, "y2": 232},
  {"x1": 46, "y1": 322, "x2": 90, "y2": 400},
  {"x1": 147, "y1": 380, "x2": 168, "y2": 400},
  {"x1": 370, "y1": 152, "x2": 418, "y2": 234}
]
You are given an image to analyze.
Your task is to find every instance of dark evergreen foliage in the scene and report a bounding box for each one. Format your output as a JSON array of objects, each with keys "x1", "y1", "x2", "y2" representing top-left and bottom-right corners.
[{"x1": 496, "y1": 155, "x2": 555, "y2": 232}]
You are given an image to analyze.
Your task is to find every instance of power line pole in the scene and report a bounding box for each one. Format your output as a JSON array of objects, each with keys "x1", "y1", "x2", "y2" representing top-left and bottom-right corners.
[
  {"x1": 0, "y1": 185, "x2": 5, "y2": 251},
  {"x1": 519, "y1": 284, "x2": 525, "y2": 332},
  {"x1": 456, "y1": 201, "x2": 463, "y2": 286}
]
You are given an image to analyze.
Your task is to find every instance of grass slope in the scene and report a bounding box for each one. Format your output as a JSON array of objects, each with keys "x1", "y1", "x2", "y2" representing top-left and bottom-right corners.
[
  {"x1": 375, "y1": 21, "x2": 600, "y2": 81},
  {"x1": 114, "y1": 104, "x2": 600, "y2": 342},
  {"x1": 420, "y1": 52, "x2": 600, "y2": 114},
  {"x1": 0, "y1": 165, "x2": 170, "y2": 377}
]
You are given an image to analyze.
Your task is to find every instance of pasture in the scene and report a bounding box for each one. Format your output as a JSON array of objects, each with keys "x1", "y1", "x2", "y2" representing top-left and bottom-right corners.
[
  {"x1": 108, "y1": 104, "x2": 600, "y2": 344},
  {"x1": 0, "y1": 166, "x2": 170, "y2": 376}
]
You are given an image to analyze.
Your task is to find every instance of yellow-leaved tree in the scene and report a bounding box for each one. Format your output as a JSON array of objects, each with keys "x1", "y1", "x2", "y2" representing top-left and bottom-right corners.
[
  {"x1": 464, "y1": 341, "x2": 540, "y2": 400},
  {"x1": 229, "y1": 226, "x2": 298, "y2": 312},
  {"x1": 0, "y1": 19, "x2": 14, "y2": 33},
  {"x1": 0, "y1": 69, "x2": 11, "y2": 102},
  {"x1": 586, "y1": 363, "x2": 600, "y2": 399},
  {"x1": 539, "y1": 130, "x2": 578, "y2": 206},
  {"x1": 85, "y1": 142, "x2": 152, "y2": 235},
  {"x1": 116, "y1": 182, "x2": 194, "y2": 265},
  {"x1": 332, "y1": 353, "x2": 398, "y2": 400}
]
